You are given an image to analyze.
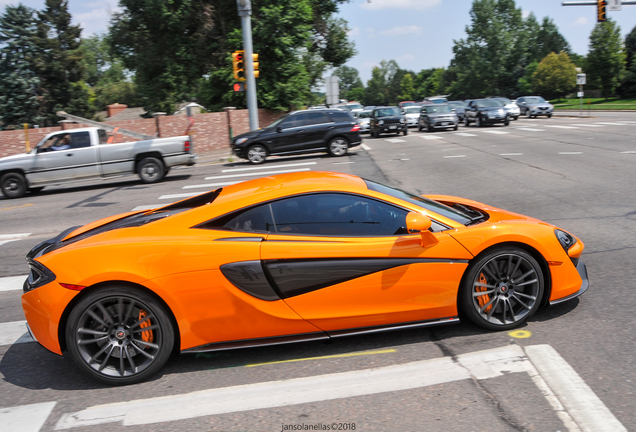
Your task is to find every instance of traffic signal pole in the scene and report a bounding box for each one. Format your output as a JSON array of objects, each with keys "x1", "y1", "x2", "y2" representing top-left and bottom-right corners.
[{"x1": 236, "y1": 0, "x2": 259, "y2": 130}]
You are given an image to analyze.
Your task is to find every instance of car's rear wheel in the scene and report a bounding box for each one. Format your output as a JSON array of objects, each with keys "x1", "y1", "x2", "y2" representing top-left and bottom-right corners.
[
  {"x1": 1, "y1": 172, "x2": 27, "y2": 199},
  {"x1": 137, "y1": 157, "x2": 165, "y2": 183},
  {"x1": 504, "y1": 115, "x2": 510, "y2": 126},
  {"x1": 247, "y1": 144, "x2": 267, "y2": 164},
  {"x1": 526, "y1": 110, "x2": 531, "y2": 118},
  {"x1": 66, "y1": 286, "x2": 175, "y2": 385},
  {"x1": 475, "y1": 116, "x2": 482, "y2": 127},
  {"x1": 327, "y1": 137, "x2": 348, "y2": 157},
  {"x1": 459, "y1": 247, "x2": 544, "y2": 331},
  {"x1": 417, "y1": 122, "x2": 423, "y2": 131},
  {"x1": 403, "y1": 128, "x2": 408, "y2": 136},
  {"x1": 465, "y1": 117, "x2": 470, "y2": 127},
  {"x1": 454, "y1": 124, "x2": 458, "y2": 131}
]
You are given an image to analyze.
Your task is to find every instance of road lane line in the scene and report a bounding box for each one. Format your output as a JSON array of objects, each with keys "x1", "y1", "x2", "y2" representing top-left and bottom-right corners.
[
  {"x1": 204, "y1": 168, "x2": 311, "y2": 180},
  {"x1": 0, "y1": 275, "x2": 27, "y2": 292},
  {"x1": 131, "y1": 205, "x2": 161, "y2": 211},
  {"x1": 500, "y1": 153, "x2": 523, "y2": 156},
  {"x1": 333, "y1": 161, "x2": 355, "y2": 164},
  {"x1": 0, "y1": 402, "x2": 57, "y2": 432},
  {"x1": 516, "y1": 128, "x2": 545, "y2": 132},
  {"x1": 481, "y1": 130, "x2": 509, "y2": 134},
  {"x1": 620, "y1": 151, "x2": 636, "y2": 154},
  {"x1": 222, "y1": 162, "x2": 317, "y2": 172},
  {"x1": 596, "y1": 122, "x2": 628, "y2": 126},
  {"x1": 385, "y1": 138, "x2": 406, "y2": 143},
  {"x1": 0, "y1": 320, "x2": 33, "y2": 346},
  {"x1": 419, "y1": 135, "x2": 444, "y2": 140},
  {"x1": 525, "y1": 345, "x2": 627, "y2": 432},
  {"x1": 246, "y1": 349, "x2": 396, "y2": 367},
  {"x1": 559, "y1": 152, "x2": 583, "y2": 155},
  {"x1": 182, "y1": 181, "x2": 240, "y2": 190},
  {"x1": 0, "y1": 233, "x2": 30, "y2": 247},
  {"x1": 572, "y1": 124, "x2": 604, "y2": 127},
  {"x1": 454, "y1": 132, "x2": 477, "y2": 137},
  {"x1": 544, "y1": 125, "x2": 579, "y2": 129},
  {"x1": 361, "y1": 144, "x2": 371, "y2": 150},
  {"x1": 158, "y1": 192, "x2": 201, "y2": 200},
  {"x1": 443, "y1": 155, "x2": 466, "y2": 158}
]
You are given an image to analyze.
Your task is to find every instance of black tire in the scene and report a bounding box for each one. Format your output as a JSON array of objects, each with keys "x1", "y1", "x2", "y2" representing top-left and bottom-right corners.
[
  {"x1": 454, "y1": 124, "x2": 458, "y2": 131},
  {"x1": 547, "y1": 114, "x2": 552, "y2": 118},
  {"x1": 475, "y1": 116, "x2": 482, "y2": 127},
  {"x1": 459, "y1": 247, "x2": 544, "y2": 331},
  {"x1": 465, "y1": 117, "x2": 470, "y2": 127},
  {"x1": 65, "y1": 286, "x2": 175, "y2": 385},
  {"x1": 504, "y1": 116, "x2": 510, "y2": 126},
  {"x1": 417, "y1": 122, "x2": 423, "y2": 132},
  {"x1": 403, "y1": 128, "x2": 408, "y2": 136},
  {"x1": 247, "y1": 144, "x2": 268, "y2": 164},
  {"x1": 423, "y1": 120, "x2": 430, "y2": 132},
  {"x1": 513, "y1": 116, "x2": 518, "y2": 121},
  {"x1": 137, "y1": 157, "x2": 165, "y2": 184},
  {"x1": 526, "y1": 110, "x2": 531, "y2": 119},
  {"x1": 1, "y1": 172, "x2": 27, "y2": 199},
  {"x1": 327, "y1": 137, "x2": 349, "y2": 157}
]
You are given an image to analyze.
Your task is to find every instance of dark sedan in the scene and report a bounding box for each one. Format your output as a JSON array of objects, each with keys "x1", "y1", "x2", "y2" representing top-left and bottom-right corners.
[{"x1": 464, "y1": 99, "x2": 509, "y2": 127}]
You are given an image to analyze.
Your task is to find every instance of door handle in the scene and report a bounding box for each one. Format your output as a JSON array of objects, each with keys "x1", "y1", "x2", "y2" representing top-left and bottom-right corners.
[{"x1": 66, "y1": 153, "x2": 73, "y2": 157}]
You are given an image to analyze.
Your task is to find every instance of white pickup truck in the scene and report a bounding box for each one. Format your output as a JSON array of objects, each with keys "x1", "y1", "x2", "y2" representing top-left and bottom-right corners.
[{"x1": 0, "y1": 127, "x2": 196, "y2": 198}]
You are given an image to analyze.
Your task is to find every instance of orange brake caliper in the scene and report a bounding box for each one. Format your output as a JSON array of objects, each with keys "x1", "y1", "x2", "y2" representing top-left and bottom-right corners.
[
  {"x1": 476, "y1": 273, "x2": 493, "y2": 313},
  {"x1": 138, "y1": 310, "x2": 154, "y2": 343}
]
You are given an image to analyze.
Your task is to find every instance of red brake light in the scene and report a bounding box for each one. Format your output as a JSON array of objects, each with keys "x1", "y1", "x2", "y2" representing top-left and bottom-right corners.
[
  {"x1": 351, "y1": 124, "x2": 360, "y2": 132},
  {"x1": 60, "y1": 283, "x2": 85, "y2": 291},
  {"x1": 184, "y1": 140, "x2": 191, "y2": 152}
]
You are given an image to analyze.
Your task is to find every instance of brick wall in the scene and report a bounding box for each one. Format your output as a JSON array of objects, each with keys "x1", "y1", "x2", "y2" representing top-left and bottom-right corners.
[{"x1": 0, "y1": 109, "x2": 284, "y2": 158}]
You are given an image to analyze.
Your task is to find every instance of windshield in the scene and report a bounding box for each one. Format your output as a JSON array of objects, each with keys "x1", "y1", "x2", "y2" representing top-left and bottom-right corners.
[
  {"x1": 525, "y1": 96, "x2": 546, "y2": 104},
  {"x1": 375, "y1": 107, "x2": 401, "y2": 117},
  {"x1": 404, "y1": 107, "x2": 420, "y2": 114},
  {"x1": 364, "y1": 179, "x2": 473, "y2": 225},
  {"x1": 494, "y1": 98, "x2": 511, "y2": 105},
  {"x1": 346, "y1": 103, "x2": 363, "y2": 110},
  {"x1": 476, "y1": 100, "x2": 503, "y2": 108},
  {"x1": 426, "y1": 105, "x2": 451, "y2": 114},
  {"x1": 356, "y1": 111, "x2": 371, "y2": 119},
  {"x1": 429, "y1": 98, "x2": 447, "y2": 104},
  {"x1": 400, "y1": 102, "x2": 415, "y2": 107}
]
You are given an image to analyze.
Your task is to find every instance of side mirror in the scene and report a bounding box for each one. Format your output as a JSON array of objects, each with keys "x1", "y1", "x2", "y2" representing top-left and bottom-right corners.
[
  {"x1": 406, "y1": 212, "x2": 438, "y2": 248},
  {"x1": 276, "y1": 126, "x2": 283, "y2": 133}
]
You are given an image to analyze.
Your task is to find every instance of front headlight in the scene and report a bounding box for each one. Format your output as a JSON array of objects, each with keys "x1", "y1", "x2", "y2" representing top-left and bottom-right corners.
[
  {"x1": 379, "y1": 120, "x2": 384, "y2": 125},
  {"x1": 235, "y1": 137, "x2": 249, "y2": 145},
  {"x1": 555, "y1": 229, "x2": 577, "y2": 252},
  {"x1": 400, "y1": 118, "x2": 405, "y2": 123}
]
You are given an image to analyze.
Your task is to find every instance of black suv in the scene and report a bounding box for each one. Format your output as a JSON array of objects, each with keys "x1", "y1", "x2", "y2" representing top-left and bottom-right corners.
[
  {"x1": 464, "y1": 99, "x2": 509, "y2": 127},
  {"x1": 369, "y1": 106, "x2": 407, "y2": 138},
  {"x1": 232, "y1": 110, "x2": 362, "y2": 164}
]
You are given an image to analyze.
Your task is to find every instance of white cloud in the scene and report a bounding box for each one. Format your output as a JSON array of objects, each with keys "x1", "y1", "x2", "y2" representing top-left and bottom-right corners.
[
  {"x1": 348, "y1": 26, "x2": 360, "y2": 37},
  {"x1": 395, "y1": 54, "x2": 415, "y2": 63},
  {"x1": 361, "y1": 0, "x2": 441, "y2": 10},
  {"x1": 573, "y1": 17, "x2": 588, "y2": 26},
  {"x1": 380, "y1": 25, "x2": 422, "y2": 36},
  {"x1": 365, "y1": 27, "x2": 376, "y2": 39}
]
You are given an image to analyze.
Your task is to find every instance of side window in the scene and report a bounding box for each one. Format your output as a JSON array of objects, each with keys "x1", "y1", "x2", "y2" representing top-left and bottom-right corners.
[
  {"x1": 304, "y1": 112, "x2": 331, "y2": 126},
  {"x1": 270, "y1": 193, "x2": 408, "y2": 236},
  {"x1": 280, "y1": 113, "x2": 307, "y2": 129},
  {"x1": 69, "y1": 132, "x2": 91, "y2": 149},
  {"x1": 98, "y1": 129, "x2": 108, "y2": 144},
  {"x1": 326, "y1": 111, "x2": 354, "y2": 123},
  {"x1": 208, "y1": 204, "x2": 275, "y2": 233}
]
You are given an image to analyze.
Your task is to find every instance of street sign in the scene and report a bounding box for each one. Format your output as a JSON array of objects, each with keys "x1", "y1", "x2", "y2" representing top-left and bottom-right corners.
[
  {"x1": 608, "y1": 0, "x2": 622, "y2": 10},
  {"x1": 577, "y1": 73, "x2": 586, "y2": 85},
  {"x1": 577, "y1": 92, "x2": 584, "y2": 97},
  {"x1": 325, "y1": 76, "x2": 340, "y2": 106}
]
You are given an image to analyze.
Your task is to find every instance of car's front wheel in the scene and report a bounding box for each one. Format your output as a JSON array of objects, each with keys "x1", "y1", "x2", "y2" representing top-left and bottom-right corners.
[
  {"x1": 465, "y1": 117, "x2": 470, "y2": 127},
  {"x1": 504, "y1": 115, "x2": 510, "y2": 126},
  {"x1": 137, "y1": 157, "x2": 165, "y2": 183},
  {"x1": 65, "y1": 286, "x2": 175, "y2": 385},
  {"x1": 475, "y1": 116, "x2": 482, "y2": 127},
  {"x1": 1, "y1": 172, "x2": 27, "y2": 199},
  {"x1": 526, "y1": 110, "x2": 531, "y2": 118},
  {"x1": 459, "y1": 247, "x2": 544, "y2": 331},
  {"x1": 327, "y1": 137, "x2": 348, "y2": 157},
  {"x1": 247, "y1": 144, "x2": 267, "y2": 164}
]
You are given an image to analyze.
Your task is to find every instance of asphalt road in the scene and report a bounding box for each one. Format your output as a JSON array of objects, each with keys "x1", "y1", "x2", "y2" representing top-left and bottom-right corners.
[{"x1": 0, "y1": 112, "x2": 635, "y2": 432}]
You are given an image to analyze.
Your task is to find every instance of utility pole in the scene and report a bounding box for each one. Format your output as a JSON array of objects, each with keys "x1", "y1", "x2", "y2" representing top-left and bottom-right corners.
[
  {"x1": 236, "y1": 0, "x2": 259, "y2": 130},
  {"x1": 562, "y1": 1, "x2": 636, "y2": 22}
]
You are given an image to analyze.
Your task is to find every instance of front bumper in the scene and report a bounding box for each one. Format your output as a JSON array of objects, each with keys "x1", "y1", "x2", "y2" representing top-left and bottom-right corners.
[
  {"x1": 549, "y1": 260, "x2": 588, "y2": 306},
  {"x1": 529, "y1": 107, "x2": 553, "y2": 116},
  {"x1": 406, "y1": 118, "x2": 419, "y2": 127},
  {"x1": 375, "y1": 124, "x2": 407, "y2": 134}
]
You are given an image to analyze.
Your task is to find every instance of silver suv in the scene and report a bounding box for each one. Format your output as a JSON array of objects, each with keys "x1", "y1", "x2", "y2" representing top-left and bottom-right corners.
[{"x1": 516, "y1": 96, "x2": 553, "y2": 118}]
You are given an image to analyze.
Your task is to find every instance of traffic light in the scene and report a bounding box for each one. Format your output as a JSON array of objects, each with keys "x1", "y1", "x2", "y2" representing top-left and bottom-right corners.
[
  {"x1": 233, "y1": 82, "x2": 246, "y2": 92},
  {"x1": 232, "y1": 50, "x2": 245, "y2": 81},
  {"x1": 252, "y1": 53, "x2": 259, "y2": 79},
  {"x1": 597, "y1": 0, "x2": 607, "y2": 22}
]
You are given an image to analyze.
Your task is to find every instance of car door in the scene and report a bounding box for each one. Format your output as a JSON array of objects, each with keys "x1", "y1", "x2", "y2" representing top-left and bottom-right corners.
[
  {"x1": 260, "y1": 193, "x2": 472, "y2": 333},
  {"x1": 299, "y1": 112, "x2": 334, "y2": 150},
  {"x1": 465, "y1": 100, "x2": 476, "y2": 121},
  {"x1": 265, "y1": 113, "x2": 311, "y2": 155},
  {"x1": 66, "y1": 131, "x2": 100, "y2": 179}
]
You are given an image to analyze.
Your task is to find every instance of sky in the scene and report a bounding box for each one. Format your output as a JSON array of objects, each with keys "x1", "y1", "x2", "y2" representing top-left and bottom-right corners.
[{"x1": 1, "y1": 0, "x2": 635, "y2": 83}]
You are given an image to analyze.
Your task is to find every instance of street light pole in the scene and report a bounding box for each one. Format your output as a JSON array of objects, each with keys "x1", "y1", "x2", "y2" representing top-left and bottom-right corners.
[{"x1": 236, "y1": 0, "x2": 259, "y2": 130}]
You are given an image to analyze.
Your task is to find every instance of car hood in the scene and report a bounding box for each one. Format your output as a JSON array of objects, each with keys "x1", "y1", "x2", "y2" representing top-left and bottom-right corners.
[
  {"x1": 528, "y1": 103, "x2": 552, "y2": 108},
  {"x1": 233, "y1": 129, "x2": 264, "y2": 142},
  {"x1": 404, "y1": 113, "x2": 420, "y2": 118},
  {"x1": 0, "y1": 152, "x2": 32, "y2": 165},
  {"x1": 427, "y1": 113, "x2": 456, "y2": 117},
  {"x1": 424, "y1": 194, "x2": 540, "y2": 224},
  {"x1": 477, "y1": 106, "x2": 504, "y2": 112}
]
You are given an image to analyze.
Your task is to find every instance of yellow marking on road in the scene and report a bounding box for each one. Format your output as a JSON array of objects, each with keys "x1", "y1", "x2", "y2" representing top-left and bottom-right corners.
[
  {"x1": 245, "y1": 349, "x2": 397, "y2": 367},
  {"x1": 0, "y1": 203, "x2": 34, "y2": 211},
  {"x1": 509, "y1": 330, "x2": 532, "y2": 339}
]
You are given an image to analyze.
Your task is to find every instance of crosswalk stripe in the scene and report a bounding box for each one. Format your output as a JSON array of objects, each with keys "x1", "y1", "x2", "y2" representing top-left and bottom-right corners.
[
  {"x1": 0, "y1": 402, "x2": 57, "y2": 432},
  {"x1": 572, "y1": 124, "x2": 603, "y2": 127},
  {"x1": 559, "y1": 152, "x2": 583, "y2": 155},
  {"x1": 0, "y1": 233, "x2": 30, "y2": 247},
  {"x1": 500, "y1": 153, "x2": 523, "y2": 156},
  {"x1": 481, "y1": 130, "x2": 509, "y2": 134},
  {"x1": 454, "y1": 133, "x2": 477, "y2": 137},
  {"x1": 385, "y1": 138, "x2": 406, "y2": 143},
  {"x1": 444, "y1": 155, "x2": 466, "y2": 158},
  {"x1": 361, "y1": 144, "x2": 371, "y2": 150},
  {"x1": 596, "y1": 122, "x2": 628, "y2": 126},
  {"x1": 544, "y1": 125, "x2": 579, "y2": 129},
  {"x1": 158, "y1": 192, "x2": 201, "y2": 200},
  {"x1": 419, "y1": 135, "x2": 443, "y2": 140},
  {"x1": 204, "y1": 168, "x2": 311, "y2": 180},
  {"x1": 516, "y1": 128, "x2": 545, "y2": 132},
  {"x1": 222, "y1": 162, "x2": 317, "y2": 172},
  {"x1": 620, "y1": 151, "x2": 636, "y2": 154},
  {"x1": 0, "y1": 275, "x2": 27, "y2": 292},
  {"x1": 0, "y1": 320, "x2": 33, "y2": 346},
  {"x1": 182, "y1": 181, "x2": 240, "y2": 190}
]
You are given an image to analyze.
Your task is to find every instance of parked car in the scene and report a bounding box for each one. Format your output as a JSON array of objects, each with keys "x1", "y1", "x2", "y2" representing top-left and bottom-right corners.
[
  {"x1": 0, "y1": 127, "x2": 195, "y2": 199},
  {"x1": 398, "y1": 101, "x2": 416, "y2": 109},
  {"x1": 418, "y1": 104, "x2": 459, "y2": 132},
  {"x1": 354, "y1": 110, "x2": 372, "y2": 133},
  {"x1": 231, "y1": 110, "x2": 361, "y2": 164},
  {"x1": 447, "y1": 101, "x2": 467, "y2": 122},
  {"x1": 369, "y1": 106, "x2": 408, "y2": 138},
  {"x1": 345, "y1": 102, "x2": 364, "y2": 112},
  {"x1": 516, "y1": 96, "x2": 554, "y2": 118},
  {"x1": 22, "y1": 171, "x2": 587, "y2": 384},
  {"x1": 489, "y1": 97, "x2": 520, "y2": 120},
  {"x1": 426, "y1": 96, "x2": 448, "y2": 104},
  {"x1": 464, "y1": 99, "x2": 509, "y2": 127},
  {"x1": 402, "y1": 106, "x2": 421, "y2": 128}
]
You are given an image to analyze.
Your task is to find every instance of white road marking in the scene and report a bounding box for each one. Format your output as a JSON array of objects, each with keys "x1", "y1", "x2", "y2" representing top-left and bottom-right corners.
[
  {"x1": 544, "y1": 125, "x2": 579, "y2": 129},
  {"x1": 204, "y1": 168, "x2": 311, "y2": 180},
  {"x1": 572, "y1": 124, "x2": 604, "y2": 127},
  {"x1": 130, "y1": 205, "x2": 160, "y2": 212},
  {"x1": 559, "y1": 152, "x2": 583, "y2": 155},
  {"x1": 454, "y1": 132, "x2": 477, "y2": 137},
  {"x1": 0, "y1": 402, "x2": 57, "y2": 432},
  {"x1": 0, "y1": 320, "x2": 34, "y2": 346},
  {"x1": 182, "y1": 181, "x2": 240, "y2": 190},
  {"x1": 419, "y1": 135, "x2": 443, "y2": 140},
  {"x1": 0, "y1": 233, "x2": 30, "y2": 247},
  {"x1": 620, "y1": 151, "x2": 636, "y2": 154},
  {"x1": 516, "y1": 128, "x2": 545, "y2": 132},
  {"x1": 385, "y1": 138, "x2": 406, "y2": 143},
  {"x1": 620, "y1": 121, "x2": 636, "y2": 124},
  {"x1": 333, "y1": 161, "x2": 355, "y2": 164},
  {"x1": 526, "y1": 345, "x2": 627, "y2": 432},
  {"x1": 443, "y1": 155, "x2": 466, "y2": 158},
  {"x1": 500, "y1": 153, "x2": 523, "y2": 156},
  {"x1": 481, "y1": 130, "x2": 509, "y2": 134},
  {"x1": 361, "y1": 144, "x2": 371, "y2": 150},
  {"x1": 222, "y1": 162, "x2": 317, "y2": 172},
  {"x1": 56, "y1": 344, "x2": 621, "y2": 431},
  {"x1": 0, "y1": 275, "x2": 27, "y2": 292},
  {"x1": 596, "y1": 122, "x2": 628, "y2": 126},
  {"x1": 158, "y1": 192, "x2": 201, "y2": 200}
]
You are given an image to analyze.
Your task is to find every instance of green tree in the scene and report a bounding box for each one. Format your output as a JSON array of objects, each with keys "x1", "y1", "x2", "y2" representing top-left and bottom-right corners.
[
  {"x1": 397, "y1": 73, "x2": 415, "y2": 101},
  {"x1": 33, "y1": 0, "x2": 89, "y2": 124},
  {"x1": 0, "y1": 5, "x2": 42, "y2": 129},
  {"x1": 620, "y1": 24, "x2": 636, "y2": 97},
  {"x1": 528, "y1": 16, "x2": 571, "y2": 63},
  {"x1": 532, "y1": 52, "x2": 576, "y2": 100},
  {"x1": 363, "y1": 60, "x2": 399, "y2": 105},
  {"x1": 334, "y1": 65, "x2": 364, "y2": 101},
  {"x1": 587, "y1": 19, "x2": 626, "y2": 98},
  {"x1": 517, "y1": 60, "x2": 538, "y2": 95}
]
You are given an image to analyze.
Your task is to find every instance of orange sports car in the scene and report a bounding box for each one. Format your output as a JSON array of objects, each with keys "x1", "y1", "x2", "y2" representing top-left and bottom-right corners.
[{"x1": 22, "y1": 171, "x2": 588, "y2": 385}]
